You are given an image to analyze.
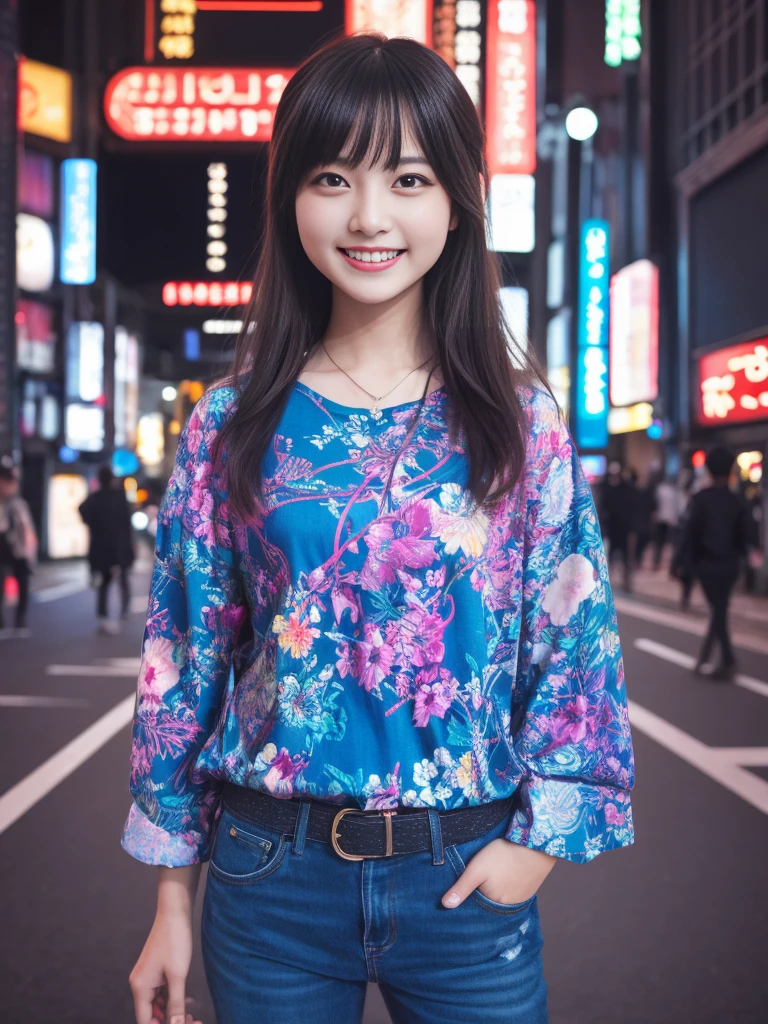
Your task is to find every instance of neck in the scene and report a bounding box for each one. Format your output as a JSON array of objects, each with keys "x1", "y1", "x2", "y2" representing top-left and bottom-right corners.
[{"x1": 322, "y1": 279, "x2": 435, "y2": 371}]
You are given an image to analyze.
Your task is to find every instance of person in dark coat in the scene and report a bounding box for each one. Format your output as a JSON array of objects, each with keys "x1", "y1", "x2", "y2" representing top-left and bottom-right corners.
[
  {"x1": 677, "y1": 446, "x2": 760, "y2": 680},
  {"x1": 78, "y1": 465, "x2": 135, "y2": 634},
  {"x1": 600, "y1": 461, "x2": 638, "y2": 592}
]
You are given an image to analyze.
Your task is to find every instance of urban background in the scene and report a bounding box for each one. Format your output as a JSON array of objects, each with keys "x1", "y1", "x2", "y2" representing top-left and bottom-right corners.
[{"x1": 1, "y1": 1, "x2": 767, "y2": 1022}]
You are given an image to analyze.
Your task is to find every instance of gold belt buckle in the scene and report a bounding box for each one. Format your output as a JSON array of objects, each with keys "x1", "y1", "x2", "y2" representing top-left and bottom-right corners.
[{"x1": 331, "y1": 807, "x2": 397, "y2": 861}]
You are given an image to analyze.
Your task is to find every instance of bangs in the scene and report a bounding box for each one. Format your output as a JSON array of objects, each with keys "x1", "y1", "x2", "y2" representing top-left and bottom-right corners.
[{"x1": 292, "y1": 55, "x2": 434, "y2": 180}]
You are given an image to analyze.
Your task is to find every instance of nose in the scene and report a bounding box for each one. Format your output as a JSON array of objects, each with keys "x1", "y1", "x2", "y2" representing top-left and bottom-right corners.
[{"x1": 347, "y1": 185, "x2": 393, "y2": 237}]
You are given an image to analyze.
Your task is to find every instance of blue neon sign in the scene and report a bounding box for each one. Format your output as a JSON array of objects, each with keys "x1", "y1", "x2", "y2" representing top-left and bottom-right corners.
[
  {"x1": 60, "y1": 158, "x2": 97, "y2": 285},
  {"x1": 575, "y1": 218, "x2": 610, "y2": 449}
]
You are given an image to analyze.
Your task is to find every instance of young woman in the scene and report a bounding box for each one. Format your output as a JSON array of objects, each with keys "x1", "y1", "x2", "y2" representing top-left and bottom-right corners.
[{"x1": 124, "y1": 33, "x2": 635, "y2": 1024}]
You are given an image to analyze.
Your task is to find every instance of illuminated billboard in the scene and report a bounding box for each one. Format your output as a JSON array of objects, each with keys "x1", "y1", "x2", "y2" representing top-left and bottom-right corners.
[
  {"x1": 609, "y1": 258, "x2": 659, "y2": 408},
  {"x1": 345, "y1": 0, "x2": 433, "y2": 44},
  {"x1": 697, "y1": 338, "x2": 768, "y2": 425},
  {"x1": 485, "y1": 0, "x2": 536, "y2": 177},
  {"x1": 19, "y1": 58, "x2": 72, "y2": 143},
  {"x1": 575, "y1": 219, "x2": 610, "y2": 449},
  {"x1": 60, "y1": 159, "x2": 98, "y2": 285},
  {"x1": 104, "y1": 67, "x2": 292, "y2": 141}
]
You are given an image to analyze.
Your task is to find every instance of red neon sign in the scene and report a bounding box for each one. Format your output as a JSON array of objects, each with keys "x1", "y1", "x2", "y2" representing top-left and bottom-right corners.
[
  {"x1": 197, "y1": 2, "x2": 323, "y2": 9},
  {"x1": 163, "y1": 281, "x2": 253, "y2": 306},
  {"x1": 698, "y1": 338, "x2": 768, "y2": 425},
  {"x1": 485, "y1": 0, "x2": 536, "y2": 177},
  {"x1": 104, "y1": 67, "x2": 292, "y2": 142}
]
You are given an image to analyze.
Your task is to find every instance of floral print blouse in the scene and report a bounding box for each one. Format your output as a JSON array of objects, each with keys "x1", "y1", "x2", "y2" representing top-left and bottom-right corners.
[{"x1": 121, "y1": 379, "x2": 635, "y2": 868}]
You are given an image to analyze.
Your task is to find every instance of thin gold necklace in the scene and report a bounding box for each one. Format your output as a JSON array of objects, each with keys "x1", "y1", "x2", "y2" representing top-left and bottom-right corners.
[{"x1": 321, "y1": 342, "x2": 436, "y2": 416}]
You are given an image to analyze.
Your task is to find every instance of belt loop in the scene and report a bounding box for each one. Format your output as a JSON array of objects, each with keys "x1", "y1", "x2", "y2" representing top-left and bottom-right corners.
[
  {"x1": 291, "y1": 799, "x2": 312, "y2": 856},
  {"x1": 427, "y1": 808, "x2": 444, "y2": 865}
]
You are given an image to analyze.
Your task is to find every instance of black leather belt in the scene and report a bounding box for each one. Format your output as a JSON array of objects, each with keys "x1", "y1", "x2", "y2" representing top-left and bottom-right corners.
[{"x1": 221, "y1": 782, "x2": 517, "y2": 861}]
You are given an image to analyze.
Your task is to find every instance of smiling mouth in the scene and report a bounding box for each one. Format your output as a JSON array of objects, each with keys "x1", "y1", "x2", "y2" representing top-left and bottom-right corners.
[{"x1": 337, "y1": 248, "x2": 406, "y2": 264}]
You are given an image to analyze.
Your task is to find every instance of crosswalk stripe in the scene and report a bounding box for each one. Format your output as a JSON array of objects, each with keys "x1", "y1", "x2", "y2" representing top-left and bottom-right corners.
[
  {"x1": 0, "y1": 696, "x2": 90, "y2": 708},
  {"x1": 0, "y1": 694, "x2": 135, "y2": 836},
  {"x1": 614, "y1": 595, "x2": 768, "y2": 656},
  {"x1": 628, "y1": 699, "x2": 768, "y2": 816},
  {"x1": 634, "y1": 637, "x2": 768, "y2": 699}
]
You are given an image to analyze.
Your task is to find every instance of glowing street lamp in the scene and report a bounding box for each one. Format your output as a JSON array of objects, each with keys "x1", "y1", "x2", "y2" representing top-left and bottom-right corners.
[{"x1": 565, "y1": 106, "x2": 599, "y2": 142}]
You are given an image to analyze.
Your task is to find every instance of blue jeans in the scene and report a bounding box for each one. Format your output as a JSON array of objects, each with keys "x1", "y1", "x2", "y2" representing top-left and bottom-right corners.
[{"x1": 201, "y1": 799, "x2": 548, "y2": 1023}]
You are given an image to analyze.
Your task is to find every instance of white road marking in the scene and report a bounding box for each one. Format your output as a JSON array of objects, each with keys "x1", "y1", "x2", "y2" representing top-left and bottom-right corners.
[
  {"x1": 0, "y1": 696, "x2": 90, "y2": 708},
  {"x1": 634, "y1": 637, "x2": 768, "y2": 699},
  {"x1": 31, "y1": 580, "x2": 88, "y2": 603},
  {"x1": 47, "y1": 661, "x2": 141, "y2": 677},
  {"x1": 614, "y1": 595, "x2": 768, "y2": 656},
  {"x1": 628, "y1": 700, "x2": 768, "y2": 816},
  {"x1": 713, "y1": 748, "x2": 768, "y2": 766},
  {"x1": 0, "y1": 694, "x2": 135, "y2": 836}
]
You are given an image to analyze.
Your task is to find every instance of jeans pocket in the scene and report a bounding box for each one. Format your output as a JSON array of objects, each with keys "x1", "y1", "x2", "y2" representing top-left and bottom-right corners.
[
  {"x1": 444, "y1": 828, "x2": 537, "y2": 916},
  {"x1": 208, "y1": 808, "x2": 288, "y2": 886}
]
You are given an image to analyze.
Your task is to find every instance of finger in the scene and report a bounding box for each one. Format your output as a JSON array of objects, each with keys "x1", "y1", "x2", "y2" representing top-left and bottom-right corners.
[
  {"x1": 131, "y1": 984, "x2": 158, "y2": 1024},
  {"x1": 165, "y1": 974, "x2": 187, "y2": 1024},
  {"x1": 441, "y1": 865, "x2": 481, "y2": 908}
]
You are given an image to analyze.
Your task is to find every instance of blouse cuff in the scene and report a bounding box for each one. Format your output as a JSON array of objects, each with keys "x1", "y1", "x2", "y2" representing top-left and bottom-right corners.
[
  {"x1": 503, "y1": 777, "x2": 635, "y2": 864},
  {"x1": 120, "y1": 801, "x2": 206, "y2": 867}
]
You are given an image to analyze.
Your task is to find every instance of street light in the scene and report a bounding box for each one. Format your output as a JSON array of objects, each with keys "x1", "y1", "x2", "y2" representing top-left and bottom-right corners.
[{"x1": 565, "y1": 106, "x2": 599, "y2": 142}]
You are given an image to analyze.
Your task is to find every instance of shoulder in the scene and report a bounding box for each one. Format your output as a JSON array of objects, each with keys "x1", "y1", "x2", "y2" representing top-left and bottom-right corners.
[
  {"x1": 515, "y1": 384, "x2": 571, "y2": 470},
  {"x1": 188, "y1": 381, "x2": 240, "y2": 437}
]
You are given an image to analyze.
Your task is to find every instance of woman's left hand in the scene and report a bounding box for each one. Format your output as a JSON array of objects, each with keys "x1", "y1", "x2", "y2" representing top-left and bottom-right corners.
[{"x1": 441, "y1": 837, "x2": 557, "y2": 909}]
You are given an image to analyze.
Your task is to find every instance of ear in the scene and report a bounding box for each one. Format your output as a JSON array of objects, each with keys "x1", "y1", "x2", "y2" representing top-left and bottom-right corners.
[{"x1": 449, "y1": 208, "x2": 459, "y2": 231}]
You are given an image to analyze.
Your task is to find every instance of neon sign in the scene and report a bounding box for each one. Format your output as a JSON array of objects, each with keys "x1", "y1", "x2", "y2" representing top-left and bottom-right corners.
[
  {"x1": 698, "y1": 338, "x2": 768, "y2": 425},
  {"x1": 158, "y1": 0, "x2": 197, "y2": 60},
  {"x1": 162, "y1": 281, "x2": 252, "y2": 306},
  {"x1": 60, "y1": 159, "x2": 97, "y2": 286},
  {"x1": 104, "y1": 67, "x2": 292, "y2": 142},
  {"x1": 486, "y1": 0, "x2": 536, "y2": 177},
  {"x1": 575, "y1": 219, "x2": 610, "y2": 449},
  {"x1": 604, "y1": 0, "x2": 641, "y2": 68}
]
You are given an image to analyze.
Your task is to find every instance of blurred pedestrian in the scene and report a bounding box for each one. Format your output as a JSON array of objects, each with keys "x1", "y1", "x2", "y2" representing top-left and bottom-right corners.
[
  {"x1": 121, "y1": 34, "x2": 634, "y2": 1024},
  {"x1": 631, "y1": 468, "x2": 657, "y2": 569},
  {"x1": 670, "y1": 469, "x2": 696, "y2": 609},
  {"x1": 0, "y1": 465, "x2": 38, "y2": 638},
  {"x1": 652, "y1": 471, "x2": 680, "y2": 570},
  {"x1": 601, "y1": 461, "x2": 637, "y2": 591},
  {"x1": 677, "y1": 446, "x2": 760, "y2": 680},
  {"x1": 78, "y1": 465, "x2": 135, "y2": 634}
]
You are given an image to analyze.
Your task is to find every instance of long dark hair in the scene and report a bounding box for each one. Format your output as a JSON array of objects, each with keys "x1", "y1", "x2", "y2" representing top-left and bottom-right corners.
[{"x1": 213, "y1": 32, "x2": 549, "y2": 525}]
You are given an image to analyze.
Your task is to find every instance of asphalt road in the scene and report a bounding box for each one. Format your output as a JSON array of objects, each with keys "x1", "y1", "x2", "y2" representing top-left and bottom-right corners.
[{"x1": 1, "y1": 565, "x2": 766, "y2": 1023}]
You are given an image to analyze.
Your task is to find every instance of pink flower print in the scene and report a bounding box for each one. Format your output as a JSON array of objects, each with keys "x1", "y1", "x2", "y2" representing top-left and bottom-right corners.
[
  {"x1": 331, "y1": 584, "x2": 360, "y2": 625},
  {"x1": 425, "y1": 565, "x2": 446, "y2": 588},
  {"x1": 187, "y1": 409, "x2": 203, "y2": 454},
  {"x1": 335, "y1": 640, "x2": 357, "y2": 679},
  {"x1": 137, "y1": 636, "x2": 180, "y2": 706},
  {"x1": 541, "y1": 553, "x2": 597, "y2": 626},
  {"x1": 604, "y1": 803, "x2": 625, "y2": 826},
  {"x1": 412, "y1": 673, "x2": 456, "y2": 727},
  {"x1": 263, "y1": 747, "x2": 300, "y2": 797},
  {"x1": 353, "y1": 624, "x2": 395, "y2": 693},
  {"x1": 400, "y1": 606, "x2": 447, "y2": 667}
]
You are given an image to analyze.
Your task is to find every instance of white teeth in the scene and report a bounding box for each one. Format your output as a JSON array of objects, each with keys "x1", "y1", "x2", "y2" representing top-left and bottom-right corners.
[{"x1": 343, "y1": 249, "x2": 402, "y2": 262}]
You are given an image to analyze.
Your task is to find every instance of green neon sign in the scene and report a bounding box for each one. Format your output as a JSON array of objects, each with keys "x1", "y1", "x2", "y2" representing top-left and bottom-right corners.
[{"x1": 605, "y1": 0, "x2": 642, "y2": 67}]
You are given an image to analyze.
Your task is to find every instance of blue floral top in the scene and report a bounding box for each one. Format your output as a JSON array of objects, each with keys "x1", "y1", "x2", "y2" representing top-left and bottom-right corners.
[{"x1": 121, "y1": 379, "x2": 635, "y2": 867}]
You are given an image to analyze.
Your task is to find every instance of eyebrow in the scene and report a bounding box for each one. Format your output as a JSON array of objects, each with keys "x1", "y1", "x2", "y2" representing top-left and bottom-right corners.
[{"x1": 332, "y1": 155, "x2": 431, "y2": 167}]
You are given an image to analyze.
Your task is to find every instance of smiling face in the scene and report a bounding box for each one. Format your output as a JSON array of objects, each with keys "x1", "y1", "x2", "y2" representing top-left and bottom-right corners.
[{"x1": 294, "y1": 121, "x2": 459, "y2": 307}]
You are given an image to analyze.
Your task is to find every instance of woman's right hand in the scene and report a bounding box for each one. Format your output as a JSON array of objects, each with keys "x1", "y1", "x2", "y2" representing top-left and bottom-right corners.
[{"x1": 129, "y1": 910, "x2": 202, "y2": 1024}]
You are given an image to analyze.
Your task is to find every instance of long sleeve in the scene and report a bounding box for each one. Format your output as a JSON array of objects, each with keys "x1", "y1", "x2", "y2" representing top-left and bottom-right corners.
[
  {"x1": 121, "y1": 387, "x2": 249, "y2": 867},
  {"x1": 504, "y1": 391, "x2": 635, "y2": 863}
]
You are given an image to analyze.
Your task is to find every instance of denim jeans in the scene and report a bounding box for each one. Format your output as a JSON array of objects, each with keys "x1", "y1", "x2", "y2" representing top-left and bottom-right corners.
[{"x1": 201, "y1": 799, "x2": 548, "y2": 1024}]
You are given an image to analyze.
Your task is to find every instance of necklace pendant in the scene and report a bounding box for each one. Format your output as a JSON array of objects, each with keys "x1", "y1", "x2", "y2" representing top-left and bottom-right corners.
[{"x1": 371, "y1": 403, "x2": 379, "y2": 416}]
